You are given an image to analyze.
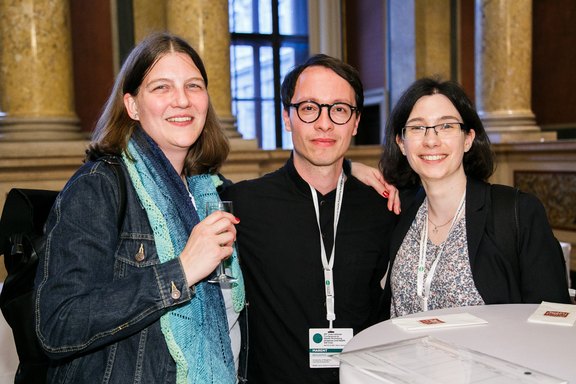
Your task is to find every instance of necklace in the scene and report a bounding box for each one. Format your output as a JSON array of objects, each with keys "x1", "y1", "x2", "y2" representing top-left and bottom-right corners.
[{"x1": 428, "y1": 215, "x2": 454, "y2": 234}]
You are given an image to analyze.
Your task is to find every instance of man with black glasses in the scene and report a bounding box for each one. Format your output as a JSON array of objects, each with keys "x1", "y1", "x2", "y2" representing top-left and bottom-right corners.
[{"x1": 222, "y1": 54, "x2": 397, "y2": 384}]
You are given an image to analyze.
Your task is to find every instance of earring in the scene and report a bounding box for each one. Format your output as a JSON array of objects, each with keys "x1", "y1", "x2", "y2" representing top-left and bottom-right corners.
[{"x1": 134, "y1": 113, "x2": 139, "y2": 120}]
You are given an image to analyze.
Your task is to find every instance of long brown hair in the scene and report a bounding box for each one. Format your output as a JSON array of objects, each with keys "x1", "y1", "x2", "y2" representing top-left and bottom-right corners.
[{"x1": 88, "y1": 32, "x2": 229, "y2": 175}]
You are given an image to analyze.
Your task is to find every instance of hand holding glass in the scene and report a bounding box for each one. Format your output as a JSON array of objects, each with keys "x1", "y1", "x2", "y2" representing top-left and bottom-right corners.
[{"x1": 206, "y1": 201, "x2": 238, "y2": 284}]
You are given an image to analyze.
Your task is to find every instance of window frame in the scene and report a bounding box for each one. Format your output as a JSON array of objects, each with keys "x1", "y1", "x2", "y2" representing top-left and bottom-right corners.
[{"x1": 230, "y1": 0, "x2": 309, "y2": 149}]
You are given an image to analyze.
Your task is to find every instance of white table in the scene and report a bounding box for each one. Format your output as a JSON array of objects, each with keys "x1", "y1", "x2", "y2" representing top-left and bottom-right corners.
[
  {"x1": 0, "y1": 283, "x2": 18, "y2": 384},
  {"x1": 340, "y1": 304, "x2": 576, "y2": 384}
]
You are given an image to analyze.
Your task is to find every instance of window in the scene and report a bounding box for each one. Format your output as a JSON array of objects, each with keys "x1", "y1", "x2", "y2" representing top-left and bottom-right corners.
[{"x1": 229, "y1": 0, "x2": 309, "y2": 149}]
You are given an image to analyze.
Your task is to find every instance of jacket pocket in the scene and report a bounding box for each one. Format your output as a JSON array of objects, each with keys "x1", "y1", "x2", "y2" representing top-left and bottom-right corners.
[{"x1": 114, "y1": 236, "x2": 159, "y2": 278}]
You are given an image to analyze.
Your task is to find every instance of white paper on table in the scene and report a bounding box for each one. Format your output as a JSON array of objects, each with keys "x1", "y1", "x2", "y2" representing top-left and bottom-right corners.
[
  {"x1": 527, "y1": 301, "x2": 576, "y2": 326},
  {"x1": 391, "y1": 312, "x2": 488, "y2": 331},
  {"x1": 335, "y1": 336, "x2": 568, "y2": 384}
]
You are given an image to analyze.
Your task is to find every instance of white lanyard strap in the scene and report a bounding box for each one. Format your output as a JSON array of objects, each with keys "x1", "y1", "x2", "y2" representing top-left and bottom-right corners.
[
  {"x1": 309, "y1": 172, "x2": 345, "y2": 328},
  {"x1": 417, "y1": 191, "x2": 466, "y2": 312}
]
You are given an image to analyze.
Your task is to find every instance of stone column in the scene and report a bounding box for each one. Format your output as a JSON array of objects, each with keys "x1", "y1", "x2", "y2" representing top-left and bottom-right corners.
[
  {"x1": 474, "y1": 0, "x2": 554, "y2": 142},
  {"x1": 0, "y1": 0, "x2": 83, "y2": 141},
  {"x1": 132, "y1": 0, "x2": 167, "y2": 43},
  {"x1": 415, "y1": 0, "x2": 451, "y2": 80},
  {"x1": 308, "y1": 0, "x2": 342, "y2": 59},
  {"x1": 166, "y1": 0, "x2": 255, "y2": 149},
  {"x1": 388, "y1": 0, "x2": 451, "y2": 107}
]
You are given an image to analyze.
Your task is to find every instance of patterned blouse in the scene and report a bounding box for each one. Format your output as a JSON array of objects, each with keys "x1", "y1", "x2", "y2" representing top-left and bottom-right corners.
[{"x1": 390, "y1": 200, "x2": 484, "y2": 317}]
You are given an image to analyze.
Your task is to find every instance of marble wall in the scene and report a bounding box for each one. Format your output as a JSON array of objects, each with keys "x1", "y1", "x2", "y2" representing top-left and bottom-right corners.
[{"x1": 514, "y1": 171, "x2": 576, "y2": 231}]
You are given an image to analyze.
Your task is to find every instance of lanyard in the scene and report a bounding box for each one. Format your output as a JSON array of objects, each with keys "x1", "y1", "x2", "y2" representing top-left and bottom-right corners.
[
  {"x1": 309, "y1": 172, "x2": 345, "y2": 329},
  {"x1": 416, "y1": 191, "x2": 466, "y2": 312}
]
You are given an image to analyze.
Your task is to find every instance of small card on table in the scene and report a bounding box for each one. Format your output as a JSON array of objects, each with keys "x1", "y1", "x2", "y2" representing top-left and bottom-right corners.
[
  {"x1": 391, "y1": 312, "x2": 488, "y2": 331},
  {"x1": 527, "y1": 301, "x2": 576, "y2": 326}
]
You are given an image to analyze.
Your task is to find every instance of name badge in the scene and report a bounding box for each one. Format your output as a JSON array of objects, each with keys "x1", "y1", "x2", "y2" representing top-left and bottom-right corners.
[{"x1": 308, "y1": 328, "x2": 353, "y2": 368}]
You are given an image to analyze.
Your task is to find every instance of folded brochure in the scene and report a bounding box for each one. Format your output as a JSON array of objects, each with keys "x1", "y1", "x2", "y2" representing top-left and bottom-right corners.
[
  {"x1": 391, "y1": 312, "x2": 488, "y2": 331},
  {"x1": 527, "y1": 301, "x2": 576, "y2": 326}
]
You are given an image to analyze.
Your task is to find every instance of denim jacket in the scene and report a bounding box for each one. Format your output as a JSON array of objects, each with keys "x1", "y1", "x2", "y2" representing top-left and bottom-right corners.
[{"x1": 35, "y1": 158, "x2": 246, "y2": 383}]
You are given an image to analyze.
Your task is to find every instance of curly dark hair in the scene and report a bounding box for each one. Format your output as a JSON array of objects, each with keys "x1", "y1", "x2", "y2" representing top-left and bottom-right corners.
[{"x1": 380, "y1": 77, "x2": 494, "y2": 188}]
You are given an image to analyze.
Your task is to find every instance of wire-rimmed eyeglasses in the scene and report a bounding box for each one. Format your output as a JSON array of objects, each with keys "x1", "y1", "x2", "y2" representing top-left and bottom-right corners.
[
  {"x1": 289, "y1": 100, "x2": 359, "y2": 125},
  {"x1": 401, "y1": 122, "x2": 465, "y2": 140}
]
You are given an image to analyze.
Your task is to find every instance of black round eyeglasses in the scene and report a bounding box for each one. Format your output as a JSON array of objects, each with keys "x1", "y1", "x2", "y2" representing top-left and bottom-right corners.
[{"x1": 289, "y1": 100, "x2": 359, "y2": 125}]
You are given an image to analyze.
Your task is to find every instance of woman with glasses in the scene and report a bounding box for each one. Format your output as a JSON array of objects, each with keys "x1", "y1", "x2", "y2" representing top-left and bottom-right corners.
[{"x1": 379, "y1": 77, "x2": 571, "y2": 318}]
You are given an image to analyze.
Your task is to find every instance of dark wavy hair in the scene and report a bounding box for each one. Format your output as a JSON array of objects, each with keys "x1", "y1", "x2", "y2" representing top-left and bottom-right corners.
[
  {"x1": 281, "y1": 54, "x2": 364, "y2": 114},
  {"x1": 88, "y1": 32, "x2": 229, "y2": 175},
  {"x1": 380, "y1": 77, "x2": 494, "y2": 188}
]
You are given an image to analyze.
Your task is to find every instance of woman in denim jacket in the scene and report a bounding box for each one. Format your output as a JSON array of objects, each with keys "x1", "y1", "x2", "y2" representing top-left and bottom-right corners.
[{"x1": 35, "y1": 33, "x2": 245, "y2": 383}]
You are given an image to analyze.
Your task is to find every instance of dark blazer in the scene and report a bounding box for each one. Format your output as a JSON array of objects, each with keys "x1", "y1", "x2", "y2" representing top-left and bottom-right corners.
[{"x1": 383, "y1": 177, "x2": 571, "y2": 318}]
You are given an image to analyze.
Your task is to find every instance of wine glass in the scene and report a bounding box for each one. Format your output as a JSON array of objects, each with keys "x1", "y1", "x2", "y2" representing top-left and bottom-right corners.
[{"x1": 206, "y1": 200, "x2": 238, "y2": 284}]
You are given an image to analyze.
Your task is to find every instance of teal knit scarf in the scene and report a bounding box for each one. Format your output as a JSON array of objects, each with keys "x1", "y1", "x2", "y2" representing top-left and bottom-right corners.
[{"x1": 122, "y1": 127, "x2": 244, "y2": 383}]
